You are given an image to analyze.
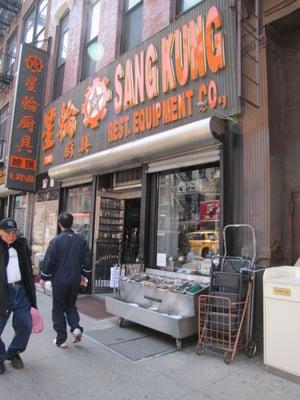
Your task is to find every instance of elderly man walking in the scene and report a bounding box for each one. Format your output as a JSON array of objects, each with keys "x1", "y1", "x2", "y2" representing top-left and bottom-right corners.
[{"x1": 0, "y1": 218, "x2": 37, "y2": 374}]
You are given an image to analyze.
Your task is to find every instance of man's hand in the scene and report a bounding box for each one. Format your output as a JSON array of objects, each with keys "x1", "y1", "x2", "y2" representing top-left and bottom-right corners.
[
  {"x1": 39, "y1": 279, "x2": 46, "y2": 289},
  {"x1": 80, "y1": 275, "x2": 88, "y2": 287}
]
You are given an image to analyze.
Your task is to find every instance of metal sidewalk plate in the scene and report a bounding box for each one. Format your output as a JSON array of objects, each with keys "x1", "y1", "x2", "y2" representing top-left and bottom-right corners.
[
  {"x1": 85, "y1": 325, "x2": 148, "y2": 346},
  {"x1": 85, "y1": 325, "x2": 176, "y2": 360},
  {"x1": 108, "y1": 336, "x2": 175, "y2": 361}
]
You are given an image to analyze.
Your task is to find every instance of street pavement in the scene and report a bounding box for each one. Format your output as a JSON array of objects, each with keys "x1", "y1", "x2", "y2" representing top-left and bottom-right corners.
[{"x1": 1, "y1": 289, "x2": 299, "y2": 400}]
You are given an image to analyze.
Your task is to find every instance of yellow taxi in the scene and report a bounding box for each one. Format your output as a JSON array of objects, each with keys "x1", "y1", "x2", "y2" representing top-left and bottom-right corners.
[{"x1": 186, "y1": 231, "x2": 220, "y2": 258}]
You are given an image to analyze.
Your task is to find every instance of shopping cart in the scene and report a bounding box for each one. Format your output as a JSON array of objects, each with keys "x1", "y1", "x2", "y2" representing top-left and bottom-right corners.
[{"x1": 196, "y1": 224, "x2": 257, "y2": 363}]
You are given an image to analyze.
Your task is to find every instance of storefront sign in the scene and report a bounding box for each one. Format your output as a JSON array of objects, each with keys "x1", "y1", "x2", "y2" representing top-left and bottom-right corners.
[
  {"x1": 272, "y1": 287, "x2": 291, "y2": 297},
  {"x1": 7, "y1": 43, "x2": 48, "y2": 191},
  {"x1": 200, "y1": 200, "x2": 220, "y2": 221},
  {"x1": 40, "y1": 0, "x2": 237, "y2": 174}
]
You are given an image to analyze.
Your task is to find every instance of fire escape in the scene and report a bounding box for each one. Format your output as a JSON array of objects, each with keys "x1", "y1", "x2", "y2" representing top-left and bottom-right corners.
[
  {"x1": 0, "y1": 1, "x2": 22, "y2": 94},
  {"x1": 236, "y1": 0, "x2": 261, "y2": 108}
]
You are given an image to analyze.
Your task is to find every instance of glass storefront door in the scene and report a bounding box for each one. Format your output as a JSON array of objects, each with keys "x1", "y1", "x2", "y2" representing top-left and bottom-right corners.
[
  {"x1": 121, "y1": 198, "x2": 140, "y2": 264},
  {"x1": 155, "y1": 165, "x2": 220, "y2": 273},
  {"x1": 94, "y1": 191, "x2": 141, "y2": 293}
]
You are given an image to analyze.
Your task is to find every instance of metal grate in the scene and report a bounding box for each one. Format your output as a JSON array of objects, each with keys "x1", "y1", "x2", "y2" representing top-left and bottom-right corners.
[
  {"x1": 0, "y1": 1, "x2": 22, "y2": 36},
  {"x1": 85, "y1": 325, "x2": 148, "y2": 346},
  {"x1": 85, "y1": 325, "x2": 176, "y2": 361},
  {"x1": 108, "y1": 336, "x2": 175, "y2": 361},
  {"x1": 114, "y1": 167, "x2": 141, "y2": 187},
  {"x1": 0, "y1": 51, "x2": 15, "y2": 93}
]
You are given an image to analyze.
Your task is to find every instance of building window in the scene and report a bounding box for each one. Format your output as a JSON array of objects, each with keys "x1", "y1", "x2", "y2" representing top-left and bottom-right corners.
[
  {"x1": 81, "y1": 0, "x2": 100, "y2": 80},
  {"x1": 176, "y1": 0, "x2": 203, "y2": 15},
  {"x1": 23, "y1": 0, "x2": 48, "y2": 47},
  {"x1": 120, "y1": 0, "x2": 143, "y2": 55},
  {"x1": 53, "y1": 11, "x2": 69, "y2": 100},
  {"x1": 6, "y1": 32, "x2": 17, "y2": 76},
  {"x1": 0, "y1": 105, "x2": 9, "y2": 159},
  {"x1": 156, "y1": 165, "x2": 220, "y2": 272}
]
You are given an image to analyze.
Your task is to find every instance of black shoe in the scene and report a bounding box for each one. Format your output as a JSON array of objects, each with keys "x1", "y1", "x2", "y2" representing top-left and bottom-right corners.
[
  {"x1": 0, "y1": 361, "x2": 5, "y2": 374},
  {"x1": 9, "y1": 354, "x2": 24, "y2": 369}
]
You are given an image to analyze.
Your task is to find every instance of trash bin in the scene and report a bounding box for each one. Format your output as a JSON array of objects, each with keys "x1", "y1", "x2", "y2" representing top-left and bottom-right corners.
[{"x1": 263, "y1": 266, "x2": 300, "y2": 378}]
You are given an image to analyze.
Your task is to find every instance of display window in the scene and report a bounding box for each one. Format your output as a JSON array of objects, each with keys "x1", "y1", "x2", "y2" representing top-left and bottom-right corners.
[
  {"x1": 31, "y1": 196, "x2": 58, "y2": 276},
  {"x1": 32, "y1": 199, "x2": 58, "y2": 255},
  {"x1": 66, "y1": 185, "x2": 93, "y2": 243},
  {"x1": 156, "y1": 165, "x2": 220, "y2": 273}
]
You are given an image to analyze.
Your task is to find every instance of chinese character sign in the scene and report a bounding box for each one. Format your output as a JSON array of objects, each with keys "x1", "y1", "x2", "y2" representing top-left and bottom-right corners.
[{"x1": 7, "y1": 44, "x2": 48, "y2": 192}]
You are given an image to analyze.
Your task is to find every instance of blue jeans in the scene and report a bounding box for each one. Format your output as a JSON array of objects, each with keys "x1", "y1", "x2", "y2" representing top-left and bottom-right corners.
[{"x1": 0, "y1": 283, "x2": 32, "y2": 362}]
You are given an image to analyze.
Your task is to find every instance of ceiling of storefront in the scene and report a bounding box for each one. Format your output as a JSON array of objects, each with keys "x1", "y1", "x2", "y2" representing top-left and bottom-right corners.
[{"x1": 271, "y1": 8, "x2": 300, "y2": 34}]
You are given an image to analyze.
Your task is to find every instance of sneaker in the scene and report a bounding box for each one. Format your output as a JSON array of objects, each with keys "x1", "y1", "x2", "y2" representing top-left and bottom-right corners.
[
  {"x1": 9, "y1": 354, "x2": 24, "y2": 369},
  {"x1": 53, "y1": 338, "x2": 68, "y2": 348},
  {"x1": 0, "y1": 361, "x2": 5, "y2": 374},
  {"x1": 72, "y1": 328, "x2": 82, "y2": 343}
]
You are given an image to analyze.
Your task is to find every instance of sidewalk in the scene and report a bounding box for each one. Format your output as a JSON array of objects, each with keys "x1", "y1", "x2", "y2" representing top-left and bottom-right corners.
[{"x1": 1, "y1": 289, "x2": 299, "y2": 400}]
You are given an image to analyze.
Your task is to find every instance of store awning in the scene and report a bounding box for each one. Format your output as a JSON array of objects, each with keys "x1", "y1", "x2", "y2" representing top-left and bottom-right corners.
[{"x1": 48, "y1": 117, "x2": 226, "y2": 182}]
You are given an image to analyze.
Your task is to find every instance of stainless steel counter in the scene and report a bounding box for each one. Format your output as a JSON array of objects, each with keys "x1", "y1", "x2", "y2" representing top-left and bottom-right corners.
[{"x1": 105, "y1": 268, "x2": 210, "y2": 349}]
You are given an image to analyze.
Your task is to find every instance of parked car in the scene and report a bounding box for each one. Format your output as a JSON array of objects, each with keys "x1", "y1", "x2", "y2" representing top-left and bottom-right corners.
[{"x1": 186, "y1": 230, "x2": 219, "y2": 258}]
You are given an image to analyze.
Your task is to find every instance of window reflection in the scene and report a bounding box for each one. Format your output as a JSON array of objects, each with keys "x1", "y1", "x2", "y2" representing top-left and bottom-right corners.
[
  {"x1": 23, "y1": 0, "x2": 48, "y2": 47},
  {"x1": 156, "y1": 166, "x2": 220, "y2": 274},
  {"x1": 24, "y1": 11, "x2": 35, "y2": 43},
  {"x1": 89, "y1": 1, "x2": 100, "y2": 41},
  {"x1": 178, "y1": 0, "x2": 203, "y2": 14},
  {"x1": 6, "y1": 32, "x2": 16, "y2": 76},
  {"x1": 66, "y1": 185, "x2": 92, "y2": 243},
  {"x1": 120, "y1": 0, "x2": 143, "y2": 54}
]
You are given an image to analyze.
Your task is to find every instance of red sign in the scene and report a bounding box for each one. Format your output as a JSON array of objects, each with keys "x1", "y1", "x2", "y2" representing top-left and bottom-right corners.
[
  {"x1": 200, "y1": 200, "x2": 220, "y2": 221},
  {"x1": 7, "y1": 43, "x2": 48, "y2": 192}
]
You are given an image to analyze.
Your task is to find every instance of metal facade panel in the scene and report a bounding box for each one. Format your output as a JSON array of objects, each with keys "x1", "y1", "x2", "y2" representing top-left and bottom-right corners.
[
  {"x1": 147, "y1": 147, "x2": 220, "y2": 173},
  {"x1": 240, "y1": 44, "x2": 270, "y2": 261},
  {"x1": 39, "y1": 0, "x2": 239, "y2": 174}
]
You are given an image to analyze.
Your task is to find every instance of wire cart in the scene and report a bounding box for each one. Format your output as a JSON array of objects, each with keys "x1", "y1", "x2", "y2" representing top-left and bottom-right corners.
[{"x1": 196, "y1": 224, "x2": 257, "y2": 364}]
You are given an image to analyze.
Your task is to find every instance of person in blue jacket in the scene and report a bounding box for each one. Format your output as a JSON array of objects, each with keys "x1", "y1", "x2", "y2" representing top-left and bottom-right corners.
[
  {"x1": 40, "y1": 212, "x2": 92, "y2": 348},
  {"x1": 0, "y1": 218, "x2": 37, "y2": 374}
]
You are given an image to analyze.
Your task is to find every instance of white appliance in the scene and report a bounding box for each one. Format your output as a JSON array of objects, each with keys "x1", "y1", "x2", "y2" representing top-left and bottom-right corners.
[{"x1": 264, "y1": 266, "x2": 300, "y2": 377}]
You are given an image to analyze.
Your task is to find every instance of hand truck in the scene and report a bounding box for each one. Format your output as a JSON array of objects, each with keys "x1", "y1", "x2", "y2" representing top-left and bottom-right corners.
[{"x1": 196, "y1": 224, "x2": 257, "y2": 363}]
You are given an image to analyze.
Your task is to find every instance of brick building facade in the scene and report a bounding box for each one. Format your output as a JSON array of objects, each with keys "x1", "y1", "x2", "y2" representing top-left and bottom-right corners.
[{"x1": 0, "y1": 0, "x2": 299, "y2": 347}]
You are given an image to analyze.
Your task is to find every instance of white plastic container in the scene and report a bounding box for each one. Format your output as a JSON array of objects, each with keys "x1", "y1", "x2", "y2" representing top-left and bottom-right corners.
[{"x1": 263, "y1": 266, "x2": 300, "y2": 377}]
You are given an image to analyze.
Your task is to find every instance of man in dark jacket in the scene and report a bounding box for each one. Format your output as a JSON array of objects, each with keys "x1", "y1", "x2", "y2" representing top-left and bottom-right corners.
[
  {"x1": 40, "y1": 212, "x2": 92, "y2": 348},
  {"x1": 0, "y1": 218, "x2": 37, "y2": 374}
]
